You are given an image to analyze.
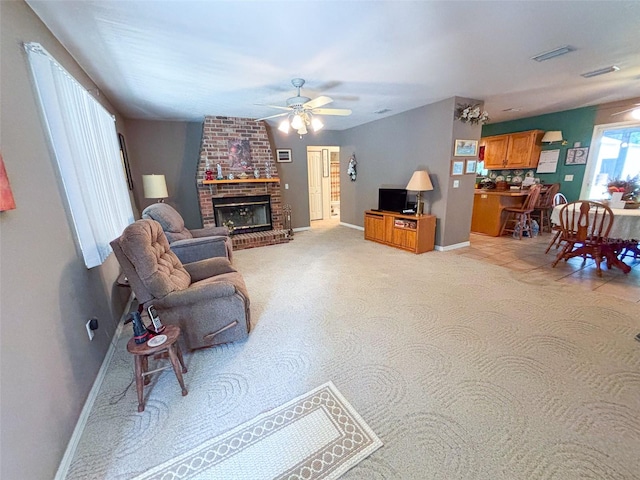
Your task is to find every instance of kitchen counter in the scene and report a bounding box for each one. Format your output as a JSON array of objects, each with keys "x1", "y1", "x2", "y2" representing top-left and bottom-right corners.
[
  {"x1": 471, "y1": 190, "x2": 528, "y2": 236},
  {"x1": 473, "y1": 189, "x2": 529, "y2": 196}
]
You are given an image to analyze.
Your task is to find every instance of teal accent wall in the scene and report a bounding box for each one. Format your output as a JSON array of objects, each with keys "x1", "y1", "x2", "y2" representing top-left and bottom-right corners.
[{"x1": 481, "y1": 106, "x2": 597, "y2": 201}]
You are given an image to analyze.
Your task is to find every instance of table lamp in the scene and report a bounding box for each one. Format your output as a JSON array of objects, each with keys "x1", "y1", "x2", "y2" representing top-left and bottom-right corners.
[
  {"x1": 406, "y1": 170, "x2": 434, "y2": 216},
  {"x1": 142, "y1": 174, "x2": 168, "y2": 202}
]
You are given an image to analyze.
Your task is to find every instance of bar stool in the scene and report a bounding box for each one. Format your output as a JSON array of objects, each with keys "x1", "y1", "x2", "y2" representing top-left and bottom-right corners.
[
  {"x1": 126, "y1": 324, "x2": 187, "y2": 412},
  {"x1": 500, "y1": 184, "x2": 543, "y2": 239}
]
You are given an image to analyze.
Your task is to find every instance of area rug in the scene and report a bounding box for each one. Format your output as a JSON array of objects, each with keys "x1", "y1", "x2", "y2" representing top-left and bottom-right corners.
[{"x1": 133, "y1": 382, "x2": 382, "y2": 480}]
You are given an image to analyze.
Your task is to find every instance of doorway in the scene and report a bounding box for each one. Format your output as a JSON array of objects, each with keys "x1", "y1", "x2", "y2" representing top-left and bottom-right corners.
[
  {"x1": 580, "y1": 122, "x2": 640, "y2": 200},
  {"x1": 307, "y1": 146, "x2": 340, "y2": 225}
]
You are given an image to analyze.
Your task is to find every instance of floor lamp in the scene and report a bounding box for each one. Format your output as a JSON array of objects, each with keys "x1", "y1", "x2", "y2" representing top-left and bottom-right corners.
[{"x1": 406, "y1": 170, "x2": 434, "y2": 216}]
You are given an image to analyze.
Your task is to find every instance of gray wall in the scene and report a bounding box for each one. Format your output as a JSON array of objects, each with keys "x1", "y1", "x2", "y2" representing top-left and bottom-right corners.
[
  {"x1": 123, "y1": 119, "x2": 204, "y2": 228},
  {"x1": 326, "y1": 97, "x2": 481, "y2": 247},
  {"x1": 268, "y1": 128, "x2": 344, "y2": 229},
  {"x1": 136, "y1": 98, "x2": 482, "y2": 247},
  {"x1": 1, "y1": 2, "x2": 129, "y2": 478}
]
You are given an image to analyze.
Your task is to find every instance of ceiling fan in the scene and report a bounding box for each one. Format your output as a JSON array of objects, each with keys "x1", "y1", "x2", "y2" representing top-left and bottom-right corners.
[
  {"x1": 611, "y1": 103, "x2": 640, "y2": 117},
  {"x1": 256, "y1": 78, "x2": 352, "y2": 136}
]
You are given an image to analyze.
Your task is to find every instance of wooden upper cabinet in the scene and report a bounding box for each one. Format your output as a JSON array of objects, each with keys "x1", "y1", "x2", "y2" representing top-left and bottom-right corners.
[
  {"x1": 480, "y1": 130, "x2": 544, "y2": 169},
  {"x1": 481, "y1": 135, "x2": 509, "y2": 169}
]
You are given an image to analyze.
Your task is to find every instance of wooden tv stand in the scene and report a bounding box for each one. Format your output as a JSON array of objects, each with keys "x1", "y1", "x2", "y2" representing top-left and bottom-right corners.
[{"x1": 364, "y1": 210, "x2": 436, "y2": 254}]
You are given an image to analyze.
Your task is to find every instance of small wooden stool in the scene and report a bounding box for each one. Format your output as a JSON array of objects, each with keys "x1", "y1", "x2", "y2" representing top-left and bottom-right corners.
[{"x1": 126, "y1": 324, "x2": 187, "y2": 412}]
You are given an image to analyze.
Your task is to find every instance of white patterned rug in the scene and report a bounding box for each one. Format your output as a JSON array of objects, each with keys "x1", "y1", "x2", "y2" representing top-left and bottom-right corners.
[{"x1": 133, "y1": 382, "x2": 382, "y2": 480}]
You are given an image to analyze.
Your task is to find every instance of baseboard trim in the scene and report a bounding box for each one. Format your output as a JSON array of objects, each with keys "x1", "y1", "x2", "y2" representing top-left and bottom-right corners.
[
  {"x1": 54, "y1": 292, "x2": 135, "y2": 480},
  {"x1": 340, "y1": 222, "x2": 364, "y2": 231},
  {"x1": 293, "y1": 226, "x2": 311, "y2": 232},
  {"x1": 436, "y1": 241, "x2": 470, "y2": 251}
]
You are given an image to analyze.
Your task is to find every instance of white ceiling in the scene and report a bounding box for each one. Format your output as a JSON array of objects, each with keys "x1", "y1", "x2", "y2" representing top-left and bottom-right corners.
[{"x1": 26, "y1": 1, "x2": 640, "y2": 130}]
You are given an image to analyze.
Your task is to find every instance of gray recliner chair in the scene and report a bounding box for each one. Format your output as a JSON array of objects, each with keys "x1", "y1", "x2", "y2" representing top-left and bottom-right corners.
[
  {"x1": 141, "y1": 203, "x2": 233, "y2": 263},
  {"x1": 111, "y1": 219, "x2": 250, "y2": 350}
]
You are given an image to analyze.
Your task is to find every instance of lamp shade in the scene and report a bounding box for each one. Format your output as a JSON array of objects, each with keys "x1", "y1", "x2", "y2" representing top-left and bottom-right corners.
[
  {"x1": 142, "y1": 174, "x2": 168, "y2": 199},
  {"x1": 541, "y1": 131, "x2": 564, "y2": 143},
  {"x1": 406, "y1": 170, "x2": 434, "y2": 192}
]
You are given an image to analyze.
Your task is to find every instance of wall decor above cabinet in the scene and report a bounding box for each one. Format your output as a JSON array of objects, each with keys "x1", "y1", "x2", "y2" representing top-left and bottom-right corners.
[{"x1": 480, "y1": 130, "x2": 544, "y2": 170}]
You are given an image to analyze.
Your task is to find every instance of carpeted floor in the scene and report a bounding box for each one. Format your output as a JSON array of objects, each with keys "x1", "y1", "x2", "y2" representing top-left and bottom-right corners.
[{"x1": 66, "y1": 222, "x2": 640, "y2": 479}]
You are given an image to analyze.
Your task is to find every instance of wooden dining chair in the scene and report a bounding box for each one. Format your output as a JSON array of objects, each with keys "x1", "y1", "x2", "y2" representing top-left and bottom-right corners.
[
  {"x1": 551, "y1": 200, "x2": 614, "y2": 276},
  {"x1": 544, "y1": 192, "x2": 568, "y2": 253},
  {"x1": 499, "y1": 184, "x2": 542, "y2": 239},
  {"x1": 531, "y1": 183, "x2": 560, "y2": 234}
]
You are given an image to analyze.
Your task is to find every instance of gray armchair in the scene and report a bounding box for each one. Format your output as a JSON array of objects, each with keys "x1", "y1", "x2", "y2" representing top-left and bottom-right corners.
[
  {"x1": 141, "y1": 203, "x2": 233, "y2": 263},
  {"x1": 111, "y1": 219, "x2": 250, "y2": 350}
]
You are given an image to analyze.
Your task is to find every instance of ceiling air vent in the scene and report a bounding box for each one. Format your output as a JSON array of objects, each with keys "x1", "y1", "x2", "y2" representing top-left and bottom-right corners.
[
  {"x1": 581, "y1": 65, "x2": 620, "y2": 78},
  {"x1": 531, "y1": 46, "x2": 575, "y2": 62}
]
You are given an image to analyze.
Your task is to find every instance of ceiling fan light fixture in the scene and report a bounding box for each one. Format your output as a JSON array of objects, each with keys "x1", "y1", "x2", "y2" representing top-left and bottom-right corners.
[
  {"x1": 297, "y1": 123, "x2": 308, "y2": 136},
  {"x1": 581, "y1": 65, "x2": 620, "y2": 78},
  {"x1": 312, "y1": 117, "x2": 324, "y2": 132},
  {"x1": 278, "y1": 119, "x2": 290, "y2": 133},
  {"x1": 291, "y1": 113, "x2": 304, "y2": 130}
]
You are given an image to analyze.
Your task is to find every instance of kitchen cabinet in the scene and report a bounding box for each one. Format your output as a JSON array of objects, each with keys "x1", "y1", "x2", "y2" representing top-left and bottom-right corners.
[{"x1": 480, "y1": 130, "x2": 544, "y2": 170}]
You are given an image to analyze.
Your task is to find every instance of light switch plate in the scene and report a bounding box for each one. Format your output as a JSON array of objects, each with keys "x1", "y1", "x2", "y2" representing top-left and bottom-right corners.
[
  {"x1": 564, "y1": 174, "x2": 574, "y2": 181},
  {"x1": 453, "y1": 180, "x2": 460, "y2": 188}
]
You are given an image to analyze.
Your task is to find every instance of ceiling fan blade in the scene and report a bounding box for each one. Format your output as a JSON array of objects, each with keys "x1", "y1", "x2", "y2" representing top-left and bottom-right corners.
[
  {"x1": 256, "y1": 112, "x2": 289, "y2": 121},
  {"x1": 311, "y1": 107, "x2": 352, "y2": 116},
  {"x1": 254, "y1": 103, "x2": 292, "y2": 112},
  {"x1": 611, "y1": 104, "x2": 640, "y2": 116},
  {"x1": 303, "y1": 95, "x2": 333, "y2": 109}
]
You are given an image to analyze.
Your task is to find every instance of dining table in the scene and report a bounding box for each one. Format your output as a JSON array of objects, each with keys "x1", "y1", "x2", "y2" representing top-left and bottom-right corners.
[{"x1": 551, "y1": 203, "x2": 640, "y2": 273}]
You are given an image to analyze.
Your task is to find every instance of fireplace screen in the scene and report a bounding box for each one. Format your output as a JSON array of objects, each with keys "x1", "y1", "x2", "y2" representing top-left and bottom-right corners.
[{"x1": 212, "y1": 195, "x2": 272, "y2": 234}]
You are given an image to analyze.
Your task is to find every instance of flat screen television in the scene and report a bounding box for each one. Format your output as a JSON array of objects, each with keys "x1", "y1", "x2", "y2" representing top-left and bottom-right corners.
[{"x1": 378, "y1": 188, "x2": 407, "y2": 213}]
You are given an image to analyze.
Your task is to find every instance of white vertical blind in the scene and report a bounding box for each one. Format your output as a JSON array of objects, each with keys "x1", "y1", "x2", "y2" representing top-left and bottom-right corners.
[{"x1": 25, "y1": 42, "x2": 134, "y2": 268}]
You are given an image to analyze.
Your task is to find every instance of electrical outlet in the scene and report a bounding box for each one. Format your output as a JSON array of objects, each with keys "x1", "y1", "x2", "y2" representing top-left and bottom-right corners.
[
  {"x1": 86, "y1": 319, "x2": 94, "y2": 341},
  {"x1": 453, "y1": 180, "x2": 460, "y2": 188}
]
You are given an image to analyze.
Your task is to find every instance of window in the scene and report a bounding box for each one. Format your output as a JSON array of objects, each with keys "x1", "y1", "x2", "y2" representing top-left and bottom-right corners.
[
  {"x1": 580, "y1": 122, "x2": 640, "y2": 200},
  {"x1": 25, "y1": 43, "x2": 134, "y2": 268}
]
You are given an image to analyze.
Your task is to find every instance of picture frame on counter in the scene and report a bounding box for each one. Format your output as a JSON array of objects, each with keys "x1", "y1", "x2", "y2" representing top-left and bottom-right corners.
[
  {"x1": 451, "y1": 160, "x2": 465, "y2": 176},
  {"x1": 465, "y1": 159, "x2": 477, "y2": 174},
  {"x1": 454, "y1": 139, "x2": 478, "y2": 157}
]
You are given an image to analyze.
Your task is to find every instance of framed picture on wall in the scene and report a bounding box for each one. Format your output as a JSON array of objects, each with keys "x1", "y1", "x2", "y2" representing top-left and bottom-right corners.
[
  {"x1": 322, "y1": 149, "x2": 329, "y2": 177},
  {"x1": 451, "y1": 160, "x2": 465, "y2": 176},
  {"x1": 276, "y1": 149, "x2": 292, "y2": 163},
  {"x1": 565, "y1": 147, "x2": 589, "y2": 165},
  {"x1": 465, "y1": 159, "x2": 477, "y2": 174},
  {"x1": 118, "y1": 133, "x2": 134, "y2": 190},
  {"x1": 454, "y1": 139, "x2": 478, "y2": 157}
]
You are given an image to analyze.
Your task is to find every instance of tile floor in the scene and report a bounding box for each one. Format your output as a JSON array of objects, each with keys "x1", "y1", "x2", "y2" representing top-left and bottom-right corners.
[{"x1": 453, "y1": 231, "x2": 640, "y2": 303}]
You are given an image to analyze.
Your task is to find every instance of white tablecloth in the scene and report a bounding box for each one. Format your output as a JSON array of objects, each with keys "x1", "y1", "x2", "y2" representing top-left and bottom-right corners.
[{"x1": 551, "y1": 204, "x2": 640, "y2": 240}]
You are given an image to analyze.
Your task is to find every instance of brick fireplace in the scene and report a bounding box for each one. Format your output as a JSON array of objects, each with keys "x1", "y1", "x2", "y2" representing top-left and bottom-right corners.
[{"x1": 197, "y1": 116, "x2": 291, "y2": 250}]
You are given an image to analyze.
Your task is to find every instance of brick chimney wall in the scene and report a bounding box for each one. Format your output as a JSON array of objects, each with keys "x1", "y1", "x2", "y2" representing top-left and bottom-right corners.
[{"x1": 197, "y1": 116, "x2": 289, "y2": 249}]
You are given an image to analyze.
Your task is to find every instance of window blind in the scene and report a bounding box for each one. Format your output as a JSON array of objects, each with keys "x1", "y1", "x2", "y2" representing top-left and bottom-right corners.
[{"x1": 25, "y1": 42, "x2": 134, "y2": 268}]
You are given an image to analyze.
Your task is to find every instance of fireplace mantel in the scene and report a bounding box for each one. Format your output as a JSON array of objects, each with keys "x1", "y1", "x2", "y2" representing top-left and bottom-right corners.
[{"x1": 202, "y1": 178, "x2": 280, "y2": 185}]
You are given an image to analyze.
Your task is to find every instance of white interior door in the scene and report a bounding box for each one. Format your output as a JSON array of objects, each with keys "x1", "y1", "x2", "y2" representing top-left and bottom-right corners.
[{"x1": 307, "y1": 150, "x2": 323, "y2": 220}]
